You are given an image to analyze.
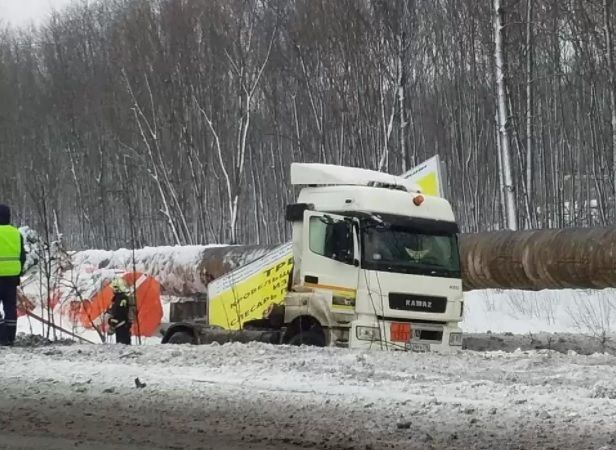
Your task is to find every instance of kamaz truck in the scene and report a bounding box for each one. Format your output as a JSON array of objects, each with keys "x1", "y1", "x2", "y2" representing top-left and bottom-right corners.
[{"x1": 162, "y1": 160, "x2": 464, "y2": 352}]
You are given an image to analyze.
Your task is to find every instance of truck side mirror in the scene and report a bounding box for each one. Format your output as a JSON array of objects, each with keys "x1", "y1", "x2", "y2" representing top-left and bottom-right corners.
[{"x1": 285, "y1": 203, "x2": 314, "y2": 222}]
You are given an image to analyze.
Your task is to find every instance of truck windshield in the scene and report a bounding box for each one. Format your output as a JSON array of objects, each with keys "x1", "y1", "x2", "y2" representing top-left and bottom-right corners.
[{"x1": 361, "y1": 221, "x2": 460, "y2": 278}]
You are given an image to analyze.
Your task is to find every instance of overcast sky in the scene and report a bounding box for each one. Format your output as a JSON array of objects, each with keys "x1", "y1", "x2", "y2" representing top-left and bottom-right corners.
[{"x1": 0, "y1": 0, "x2": 76, "y2": 27}]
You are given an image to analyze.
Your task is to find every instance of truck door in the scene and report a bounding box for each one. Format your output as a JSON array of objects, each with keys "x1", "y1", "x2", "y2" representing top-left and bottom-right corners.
[{"x1": 300, "y1": 212, "x2": 359, "y2": 311}]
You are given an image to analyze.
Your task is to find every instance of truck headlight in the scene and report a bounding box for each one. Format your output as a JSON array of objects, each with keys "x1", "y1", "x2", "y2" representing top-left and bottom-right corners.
[
  {"x1": 449, "y1": 332, "x2": 463, "y2": 346},
  {"x1": 356, "y1": 326, "x2": 381, "y2": 341}
]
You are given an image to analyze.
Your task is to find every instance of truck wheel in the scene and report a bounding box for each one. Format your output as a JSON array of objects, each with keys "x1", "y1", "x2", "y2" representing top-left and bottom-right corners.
[
  {"x1": 287, "y1": 330, "x2": 325, "y2": 347},
  {"x1": 167, "y1": 331, "x2": 194, "y2": 344}
]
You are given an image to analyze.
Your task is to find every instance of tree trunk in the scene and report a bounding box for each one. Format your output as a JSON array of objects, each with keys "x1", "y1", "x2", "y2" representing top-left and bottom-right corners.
[
  {"x1": 398, "y1": 31, "x2": 408, "y2": 173},
  {"x1": 603, "y1": 0, "x2": 616, "y2": 210},
  {"x1": 494, "y1": 0, "x2": 518, "y2": 230},
  {"x1": 525, "y1": 0, "x2": 534, "y2": 227},
  {"x1": 495, "y1": 113, "x2": 507, "y2": 228}
]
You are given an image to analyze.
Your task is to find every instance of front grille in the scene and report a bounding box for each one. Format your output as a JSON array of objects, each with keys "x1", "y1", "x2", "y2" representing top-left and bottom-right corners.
[{"x1": 389, "y1": 293, "x2": 447, "y2": 313}]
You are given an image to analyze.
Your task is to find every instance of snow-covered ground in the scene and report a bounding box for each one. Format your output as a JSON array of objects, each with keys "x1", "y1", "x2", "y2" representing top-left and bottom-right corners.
[
  {"x1": 4, "y1": 288, "x2": 616, "y2": 448},
  {"x1": 1, "y1": 341, "x2": 616, "y2": 449},
  {"x1": 462, "y1": 288, "x2": 616, "y2": 337}
]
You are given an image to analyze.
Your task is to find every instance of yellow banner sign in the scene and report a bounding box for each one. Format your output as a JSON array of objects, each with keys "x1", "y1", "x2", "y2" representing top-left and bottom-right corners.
[
  {"x1": 401, "y1": 155, "x2": 445, "y2": 197},
  {"x1": 208, "y1": 243, "x2": 293, "y2": 330}
]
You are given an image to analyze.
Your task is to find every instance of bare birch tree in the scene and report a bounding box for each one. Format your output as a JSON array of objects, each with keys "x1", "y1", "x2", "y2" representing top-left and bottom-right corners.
[
  {"x1": 494, "y1": 0, "x2": 519, "y2": 230},
  {"x1": 525, "y1": 0, "x2": 535, "y2": 226},
  {"x1": 604, "y1": 0, "x2": 616, "y2": 207}
]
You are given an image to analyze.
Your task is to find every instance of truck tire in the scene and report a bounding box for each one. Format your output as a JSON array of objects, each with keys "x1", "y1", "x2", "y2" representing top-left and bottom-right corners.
[
  {"x1": 287, "y1": 330, "x2": 326, "y2": 347},
  {"x1": 167, "y1": 331, "x2": 194, "y2": 345}
]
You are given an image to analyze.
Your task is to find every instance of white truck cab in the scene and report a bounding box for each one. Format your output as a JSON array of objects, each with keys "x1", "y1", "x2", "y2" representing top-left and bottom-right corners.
[{"x1": 287, "y1": 163, "x2": 464, "y2": 352}]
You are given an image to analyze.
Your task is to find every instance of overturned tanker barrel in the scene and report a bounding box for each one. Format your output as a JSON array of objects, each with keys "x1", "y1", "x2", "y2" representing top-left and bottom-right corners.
[
  {"x1": 459, "y1": 227, "x2": 616, "y2": 291},
  {"x1": 71, "y1": 244, "x2": 276, "y2": 297}
]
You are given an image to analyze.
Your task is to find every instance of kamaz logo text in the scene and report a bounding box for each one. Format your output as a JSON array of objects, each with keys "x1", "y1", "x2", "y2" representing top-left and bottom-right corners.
[{"x1": 405, "y1": 299, "x2": 432, "y2": 309}]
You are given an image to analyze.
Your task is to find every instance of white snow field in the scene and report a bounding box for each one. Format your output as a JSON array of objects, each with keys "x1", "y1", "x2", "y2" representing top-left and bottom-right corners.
[
  {"x1": 463, "y1": 288, "x2": 616, "y2": 336},
  {"x1": 1, "y1": 339, "x2": 616, "y2": 449}
]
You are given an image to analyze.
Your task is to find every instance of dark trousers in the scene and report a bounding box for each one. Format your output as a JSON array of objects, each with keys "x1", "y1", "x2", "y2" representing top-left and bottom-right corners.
[
  {"x1": 0, "y1": 284, "x2": 17, "y2": 345},
  {"x1": 115, "y1": 323, "x2": 131, "y2": 345}
]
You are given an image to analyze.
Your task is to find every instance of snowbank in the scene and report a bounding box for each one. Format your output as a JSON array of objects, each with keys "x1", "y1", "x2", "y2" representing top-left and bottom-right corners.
[{"x1": 463, "y1": 288, "x2": 616, "y2": 337}]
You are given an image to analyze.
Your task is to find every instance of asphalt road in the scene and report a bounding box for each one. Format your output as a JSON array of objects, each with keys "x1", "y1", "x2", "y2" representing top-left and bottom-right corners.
[{"x1": 0, "y1": 388, "x2": 303, "y2": 450}]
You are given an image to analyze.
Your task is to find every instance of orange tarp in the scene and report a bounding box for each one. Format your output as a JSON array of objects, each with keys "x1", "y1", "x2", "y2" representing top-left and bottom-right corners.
[{"x1": 72, "y1": 272, "x2": 163, "y2": 337}]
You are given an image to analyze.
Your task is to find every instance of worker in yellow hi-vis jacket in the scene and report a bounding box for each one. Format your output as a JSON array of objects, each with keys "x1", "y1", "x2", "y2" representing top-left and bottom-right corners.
[
  {"x1": 0, "y1": 204, "x2": 26, "y2": 346},
  {"x1": 106, "y1": 278, "x2": 133, "y2": 345}
]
